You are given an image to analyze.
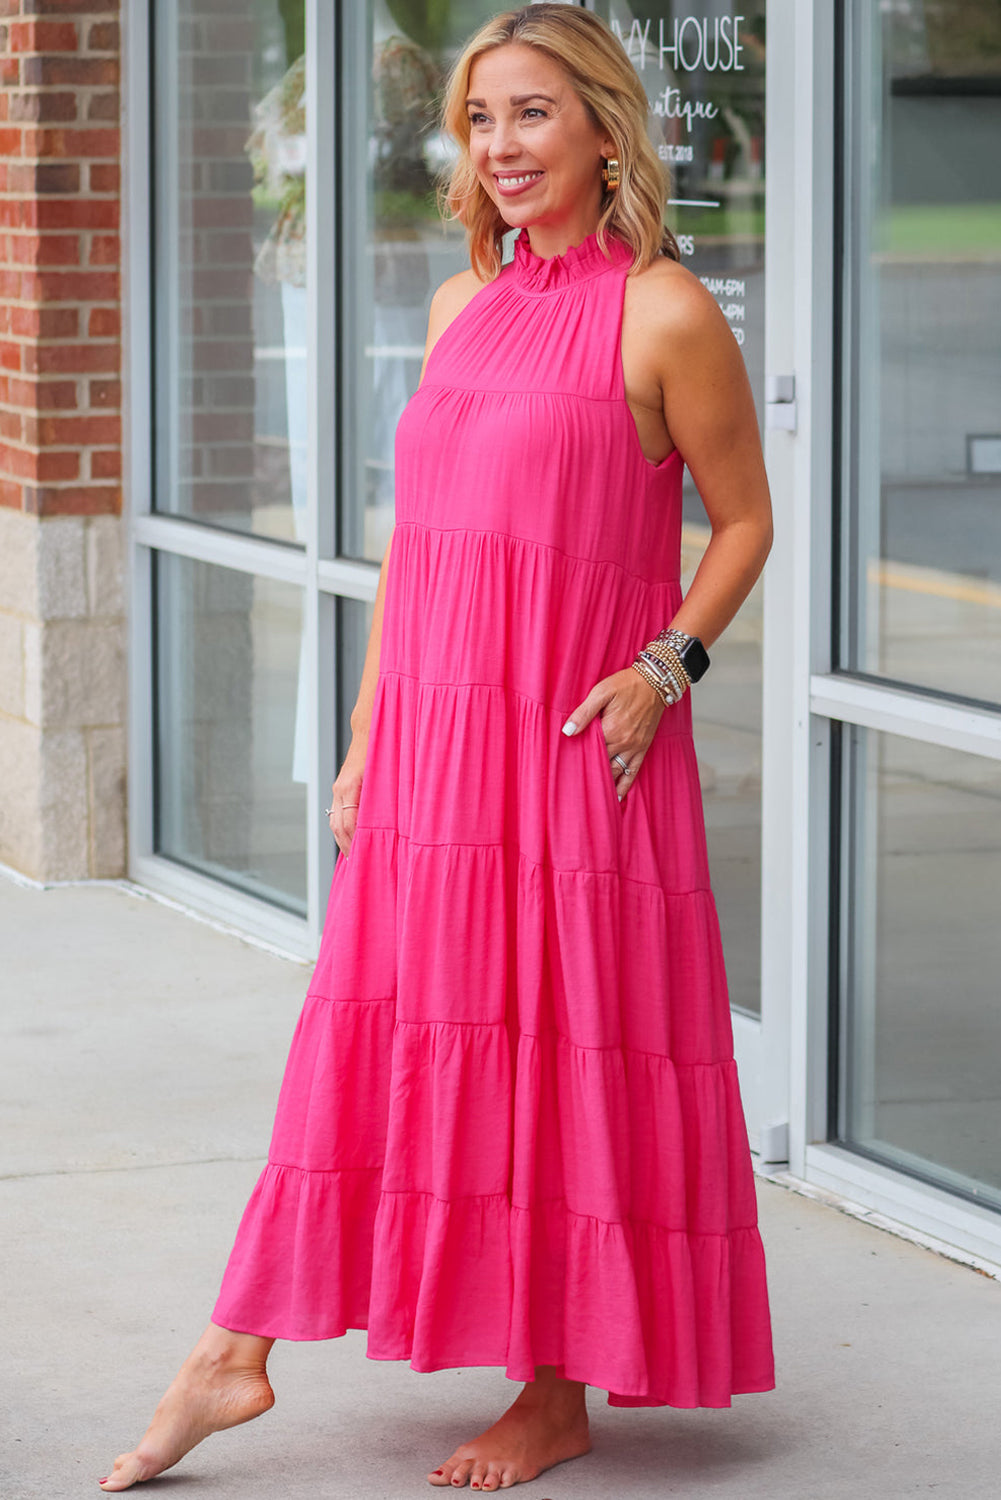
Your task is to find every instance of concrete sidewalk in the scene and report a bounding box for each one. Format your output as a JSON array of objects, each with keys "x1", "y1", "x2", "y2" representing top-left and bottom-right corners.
[{"x1": 3, "y1": 876, "x2": 1000, "y2": 1499}]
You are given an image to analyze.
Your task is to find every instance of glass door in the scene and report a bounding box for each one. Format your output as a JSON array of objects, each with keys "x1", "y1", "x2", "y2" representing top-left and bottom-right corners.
[
  {"x1": 830, "y1": 0, "x2": 1001, "y2": 1210},
  {"x1": 594, "y1": 2, "x2": 777, "y2": 1147},
  {"x1": 600, "y1": 2, "x2": 767, "y2": 1026}
]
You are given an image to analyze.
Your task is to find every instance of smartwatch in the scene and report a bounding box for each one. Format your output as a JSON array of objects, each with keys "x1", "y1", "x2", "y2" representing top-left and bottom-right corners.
[{"x1": 658, "y1": 629, "x2": 710, "y2": 684}]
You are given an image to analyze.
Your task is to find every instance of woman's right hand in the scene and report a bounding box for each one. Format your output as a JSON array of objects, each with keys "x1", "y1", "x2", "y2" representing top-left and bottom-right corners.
[{"x1": 327, "y1": 738, "x2": 367, "y2": 857}]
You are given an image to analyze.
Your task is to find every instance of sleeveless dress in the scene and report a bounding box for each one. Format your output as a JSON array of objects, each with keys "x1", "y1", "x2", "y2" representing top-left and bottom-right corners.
[{"x1": 213, "y1": 229, "x2": 775, "y2": 1409}]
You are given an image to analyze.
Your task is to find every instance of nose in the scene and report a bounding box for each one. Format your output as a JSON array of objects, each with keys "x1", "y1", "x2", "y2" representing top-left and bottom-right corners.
[{"x1": 488, "y1": 118, "x2": 520, "y2": 162}]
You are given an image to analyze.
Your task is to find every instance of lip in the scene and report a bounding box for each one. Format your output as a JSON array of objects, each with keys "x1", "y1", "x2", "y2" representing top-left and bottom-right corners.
[{"x1": 492, "y1": 170, "x2": 544, "y2": 198}]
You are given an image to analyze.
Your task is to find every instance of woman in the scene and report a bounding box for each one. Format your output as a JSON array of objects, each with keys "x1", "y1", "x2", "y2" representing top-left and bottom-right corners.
[{"x1": 101, "y1": 7, "x2": 775, "y2": 1493}]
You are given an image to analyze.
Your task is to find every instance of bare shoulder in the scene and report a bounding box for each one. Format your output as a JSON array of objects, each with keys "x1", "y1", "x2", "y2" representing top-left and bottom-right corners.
[
  {"x1": 423, "y1": 267, "x2": 490, "y2": 363},
  {"x1": 626, "y1": 254, "x2": 733, "y2": 347}
]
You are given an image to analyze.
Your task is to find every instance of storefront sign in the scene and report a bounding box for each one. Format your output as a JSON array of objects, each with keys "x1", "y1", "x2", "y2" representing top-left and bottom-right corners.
[{"x1": 608, "y1": 4, "x2": 765, "y2": 365}]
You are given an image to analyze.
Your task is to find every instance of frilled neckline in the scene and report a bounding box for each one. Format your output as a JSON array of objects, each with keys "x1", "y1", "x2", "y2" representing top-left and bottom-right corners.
[{"x1": 510, "y1": 228, "x2": 631, "y2": 293}]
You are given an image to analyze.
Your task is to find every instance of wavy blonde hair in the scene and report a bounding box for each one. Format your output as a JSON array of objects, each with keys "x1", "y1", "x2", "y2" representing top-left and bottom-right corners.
[{"x1": 439, "y1": 4, "x2": 680, "y2": 280}]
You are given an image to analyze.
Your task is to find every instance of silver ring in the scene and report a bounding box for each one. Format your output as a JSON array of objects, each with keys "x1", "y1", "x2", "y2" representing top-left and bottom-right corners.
[{"x1": 612, "y1": 754, "x2": 631, "y2": 774}]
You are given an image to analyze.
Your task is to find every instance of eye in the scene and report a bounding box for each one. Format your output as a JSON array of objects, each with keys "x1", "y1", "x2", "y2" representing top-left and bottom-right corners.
[
  {"x1": 467, "y1": 111, "x2": 490, "y2": 127},
  {"x1": 522, "y1": 107, "x2": 547, "y2": 120}
]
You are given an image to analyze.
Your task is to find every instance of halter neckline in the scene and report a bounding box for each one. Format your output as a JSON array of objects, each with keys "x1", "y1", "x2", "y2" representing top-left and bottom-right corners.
[{"x1": 510, "y1": 228, "x2": 631, "y2": 292}]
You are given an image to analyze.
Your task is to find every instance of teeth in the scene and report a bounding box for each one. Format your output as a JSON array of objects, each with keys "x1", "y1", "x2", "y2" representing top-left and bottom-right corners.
[{"x1": 497, "y1": 173, "x2": 541, "y2": 186}]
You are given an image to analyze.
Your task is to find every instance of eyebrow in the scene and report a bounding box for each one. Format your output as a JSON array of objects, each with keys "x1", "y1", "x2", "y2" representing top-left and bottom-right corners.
[{"x1": 465, "y1": 93, "x2": 558, "y2": 108}]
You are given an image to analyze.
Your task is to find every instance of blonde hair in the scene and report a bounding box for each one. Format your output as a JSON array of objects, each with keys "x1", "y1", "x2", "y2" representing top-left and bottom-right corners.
[{"x1": 440, "y1": 4, "x2": 680, "y2": 280}]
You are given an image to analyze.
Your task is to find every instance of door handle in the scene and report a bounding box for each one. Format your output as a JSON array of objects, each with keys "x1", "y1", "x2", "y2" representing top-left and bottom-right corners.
[{"x1": 765, "y1": 373, "x2": 797, "y2": 432}]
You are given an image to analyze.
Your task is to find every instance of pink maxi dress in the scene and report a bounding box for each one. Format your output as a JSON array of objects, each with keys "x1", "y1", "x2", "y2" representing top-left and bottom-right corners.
[{"x1": 213, "y1": 228, "x2": 775, "y2": 1408}]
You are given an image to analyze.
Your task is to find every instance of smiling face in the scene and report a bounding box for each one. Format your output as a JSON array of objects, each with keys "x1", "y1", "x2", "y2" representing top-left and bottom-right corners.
[{"x1": 465, "y1": 43, "x2": 615, "y2": 256}]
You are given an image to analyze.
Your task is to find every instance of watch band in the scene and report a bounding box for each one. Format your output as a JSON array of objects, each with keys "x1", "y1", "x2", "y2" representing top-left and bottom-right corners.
[{"x1": 654, "y1": 628, "x2": 710, "y2": 684}]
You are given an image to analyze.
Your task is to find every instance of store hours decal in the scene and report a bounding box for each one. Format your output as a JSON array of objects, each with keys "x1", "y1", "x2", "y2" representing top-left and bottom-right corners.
[{"x1": 612, "y1": 11, "x2": 759, "y2": 347}]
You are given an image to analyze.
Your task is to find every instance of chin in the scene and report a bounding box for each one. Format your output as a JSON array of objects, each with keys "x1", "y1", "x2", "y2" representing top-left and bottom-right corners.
[
  {"x1": 496, "y1": 198, "x2": 550, "y2": 232},
  {"x1": 481, "y1": 187, "x2": 541, "y2": 232},
  {"x1": 498, "y1": 209, "x2": 533, "y2": 232}
]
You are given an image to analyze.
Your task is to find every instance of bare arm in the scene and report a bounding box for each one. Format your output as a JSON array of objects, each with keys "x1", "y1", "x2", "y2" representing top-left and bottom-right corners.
[
  {"x1": 655, "y1": 271, "x2": 773, "y2": 646},
  {"x1": 562, "y1": 263, "x2": 773, "y2": 800},
  {"x1": 328, "y1": 268, "x2": 487, "y2": 855}
]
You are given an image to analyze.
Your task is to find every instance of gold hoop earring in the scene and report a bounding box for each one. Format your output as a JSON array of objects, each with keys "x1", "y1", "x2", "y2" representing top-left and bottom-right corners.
[{"x1": 601, "y1": 157, "x2": 621, "y2": 192}]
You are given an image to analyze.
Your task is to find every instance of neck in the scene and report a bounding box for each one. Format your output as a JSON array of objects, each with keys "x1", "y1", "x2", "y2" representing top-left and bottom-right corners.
[{"x1": 522, "y1": 203, "x2": 603, "y2": 262}]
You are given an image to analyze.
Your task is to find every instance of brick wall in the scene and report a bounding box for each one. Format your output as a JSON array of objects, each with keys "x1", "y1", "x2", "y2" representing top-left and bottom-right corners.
[{"x1": 0, "y1": 1, "x2": 125, "y2": 880}]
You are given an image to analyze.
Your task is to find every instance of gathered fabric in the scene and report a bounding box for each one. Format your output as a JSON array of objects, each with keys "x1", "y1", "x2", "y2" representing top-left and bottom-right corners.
[{"x1": 213, "y1": 228, "x2": 775, "y2": 1408}]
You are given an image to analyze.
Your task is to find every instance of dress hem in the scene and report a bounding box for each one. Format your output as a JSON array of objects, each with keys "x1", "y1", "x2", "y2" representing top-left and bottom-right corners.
[{"x1": 210, "y1": 1310, "x2": 775, "y2": 1410}]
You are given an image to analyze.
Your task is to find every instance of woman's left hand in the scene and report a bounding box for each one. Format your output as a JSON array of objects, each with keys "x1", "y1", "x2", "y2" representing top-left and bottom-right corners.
[{"x1": 562, "y1": 667, "x2": 667, "y2": 801}]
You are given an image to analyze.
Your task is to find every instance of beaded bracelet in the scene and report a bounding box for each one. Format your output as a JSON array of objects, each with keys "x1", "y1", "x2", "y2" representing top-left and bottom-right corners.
[
  {"x1": 642, "y1": 638, "x2": 690, "y2": 692},
  {"x1": 631, "y1": 627, "x2": 694, "y2": 709},
  {"x1": 631, "y1": 656, "x2": 676, "y2": 707},
  {"x1": 636, "y1": 650, "x2": 685, "y2": 702}
]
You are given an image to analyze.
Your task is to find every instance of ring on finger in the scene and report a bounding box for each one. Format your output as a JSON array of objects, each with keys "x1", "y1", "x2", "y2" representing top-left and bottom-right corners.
[{"x1": 611, "y1": 753, "x2": 630, "y2": 773}]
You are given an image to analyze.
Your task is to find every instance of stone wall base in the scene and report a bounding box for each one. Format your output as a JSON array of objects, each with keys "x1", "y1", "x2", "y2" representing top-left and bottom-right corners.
[{"x1": 0, "y1": 509, "x2": 127, "y2": 881}]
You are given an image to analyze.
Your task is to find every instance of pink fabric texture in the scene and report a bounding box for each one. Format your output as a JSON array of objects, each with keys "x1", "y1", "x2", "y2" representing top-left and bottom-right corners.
[{"x1": 213, "y1": 229, "x2": 775, "y2": 1408}]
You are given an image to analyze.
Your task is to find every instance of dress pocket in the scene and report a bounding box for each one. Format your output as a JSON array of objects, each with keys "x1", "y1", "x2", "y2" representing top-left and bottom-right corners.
[{"x1": 589, "y1": 715, "x2": 626, "y2": 819}]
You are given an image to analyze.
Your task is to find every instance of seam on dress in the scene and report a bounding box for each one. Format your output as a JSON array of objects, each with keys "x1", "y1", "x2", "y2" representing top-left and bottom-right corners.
[
  {"x1": 389, "y1": 518, "x2": 682, "y2": 590},
  {"x1": 374, "y1": 670, "x2": 692, "y2": 745},
  {"x1": 266, "y1": 1161, "x2": 382, "y2": 1174},
  {"x1": 349, "y1": 819, "x2": 711, "y2": 898},
  {"x1": 371, "y1": 1185, "x2": 759, "y2": 1237},
  {"x1": 302, "y1": 1002, "x2": 733, "y2": 1067}
]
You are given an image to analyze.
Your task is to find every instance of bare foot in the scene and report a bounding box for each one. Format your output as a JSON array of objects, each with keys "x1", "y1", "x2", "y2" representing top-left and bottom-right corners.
[
  {"x1": 98, "y1": 1323, "x2": 275, "y2": 1491},
  {"x1": 427, "y1": 1366, "x2": 591, "y2": 1490}
]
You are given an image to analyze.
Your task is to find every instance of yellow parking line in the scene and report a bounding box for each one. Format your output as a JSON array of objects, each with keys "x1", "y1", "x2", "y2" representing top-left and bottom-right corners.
[
  {"x1": 680, "y1": 523, "x2": 1000, "y2": 610},
  {"x1": 869, "y1": 559, "x2": 1001, "y2": 610}
]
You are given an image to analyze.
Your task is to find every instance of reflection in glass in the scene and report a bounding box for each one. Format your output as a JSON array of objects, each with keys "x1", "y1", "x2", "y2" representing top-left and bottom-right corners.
[
  {"x1": 335, "y1": 595, "x2": 376, "y2": 770},
  {"x1": 153, "y1": 2, "x2": 307, "y2": 542},
  {"x1": 841, "y1": 2, "x2": 1001, "y2": 703},
  {"x1": 155, "y1": 554, "x2": 307, "y2": 914},
  {"x1": 842, "y1": 729, "x2": 1001, "y2": 1209},
  {"x1": 339, "y1": 3, "x2": 499, "y2": 565},
  {"x1": 684, "y1": 531, "x2": 763, "y2": 1016}
]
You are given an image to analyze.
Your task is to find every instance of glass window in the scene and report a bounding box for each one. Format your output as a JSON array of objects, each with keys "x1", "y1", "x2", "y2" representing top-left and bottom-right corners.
[
  {"x1": 337, "y1": 2, "x2": 501, "y2": 565},
  {"x1": 840, "y1": 2, "x2": 1001, "y2": 705},
  {"x1": 601, "y1": 1, "x2": 767, "y2": 1014},
  {"x1": 153, "y1": 2, "x2": 307, "y2": 543},
  {"x1": 335, "y1": 595, "x2": 376, "y2": 767},
  {"x1": 155, "y1": 554, "x2": 307, "y2": 914},
  {"x1": 840, "y1": 728, "x2": 1001, "y2": 1209}
]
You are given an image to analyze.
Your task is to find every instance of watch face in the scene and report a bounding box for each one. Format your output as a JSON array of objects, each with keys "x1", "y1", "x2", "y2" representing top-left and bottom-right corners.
[{"x1": 680, "y1": 636, "x2": 710, "y2": 683}]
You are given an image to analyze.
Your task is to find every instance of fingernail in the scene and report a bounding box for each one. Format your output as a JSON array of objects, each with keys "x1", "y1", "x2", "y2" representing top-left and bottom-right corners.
[
  {"x1": 561, "y1": 719, "x2": 578, "y2": 735},
  {"x1": 618, "y1": 794, "x2": 624, "y2": 802}
]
